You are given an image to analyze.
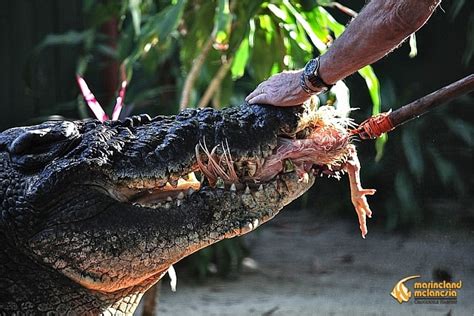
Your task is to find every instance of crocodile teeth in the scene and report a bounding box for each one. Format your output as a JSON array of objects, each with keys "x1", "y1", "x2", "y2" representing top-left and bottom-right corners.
[
  {"x1": 258, "y1": 184, "x2": 263, "y2": 191},
  {"x1": 300, "y1": 172, "x2": 309, "y2": 183},
  {"x1": 253, "y1": 219, "x2": 259, "y2": 228},
  {"x1": 244, "y1": 186, "x2": 251, "y2": 194},
  {"x1": 230, "y1": 183, "x2": 236, "y2": 192},
  {"x1": 177, "y1": 192, "x2": 185, "y2": 200},
  {"x1": 177, "y1": 200, "x2": 182, "y2": 207},
  {"x1": 187, "y1": 188, "x2": 195, "y2": 196},
  {"x1": 166, "y1": 196, "x2": 173, "y2": 202},
  {"x1": 187, "y1": 172, "x2": 198, "y2": 182},
  {"x1": 216, "y1": 178, "x2": 225, "y2": 189},
  {"x1": 168, "y1": 178, "x2": 178, "y2": 187}
]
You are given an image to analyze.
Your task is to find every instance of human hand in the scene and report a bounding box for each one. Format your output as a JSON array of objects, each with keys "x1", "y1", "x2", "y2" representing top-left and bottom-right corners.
[{"x1": 245, "y1": 70, "x2": 312, "y2": 106}]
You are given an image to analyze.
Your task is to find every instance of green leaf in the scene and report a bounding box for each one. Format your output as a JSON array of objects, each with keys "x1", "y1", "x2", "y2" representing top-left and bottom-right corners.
[
  {"x1": 375, "y1": 134, "x2": 387, "y2": 162},
  {"x1": 129, "y1": 0, "x2": 142, "y2": 36},
  {"x1": 213, "y1": 0, "x2": 232, "y2": 46},
  {"x1": 394, "y1": 171, "x2": 422, "y2": 224},
  {"x1": 268, "y1": 4, "x2": 313, "y2": 56},
  {"x1": 357, "y1": 65, "x2": 386, "y2": 160},
  {"x1": 427, "y1": 146, "x2": 464, "y2": 193},
  {"x1": 133, "y1": 0, "x2": 187, "y2": 63},
  {"x1": 444, "y1": 117, "x2": 474, "y2": 146},
  {"x1": 231, "y1": 38, "x2": 250, "y2": 79},
  {"x1": 306, "y1": 7, "x2": 345, "y2": 38},
  {"x1": 357, "y1": 65, "x2": 381, "y2": 114},
  {"x1": 449, "y1": 0, "x2": 466, "y2": 19},
  {"x1": 282, "y1": 0, "x2": 327, "y2": 52},
  {"x1": 154, "y1": 0, "x2": 187, "y2": 41},
  {"x1": 462, "y1": 14, "x2": 474, "y2": 66},
  {"x1": 318, "y1": 7, "x2": 345, "y2": 37},
  {"x1": 250, "y1": 22, "x2": 276, "y2": 81},
  {"x1": 36, "y1": 30, "x2": 91, "y2": 50},
  {"x1": 180, "y1": 1, "x2": 215, "y2": 70},
  {"x1": 401, "y1": 128, "x2": 424, "y2": 180}
]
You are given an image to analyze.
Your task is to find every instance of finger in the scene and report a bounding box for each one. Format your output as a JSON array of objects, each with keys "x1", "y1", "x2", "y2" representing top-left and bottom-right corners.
[
  {"x1": 359, "y1": 214, "x2": 368, "y2": 239},
  {"x1": 361, "y1": 201, "x2": 372, "y2": 218},
  {"x1": 362, "y1": 189, "x2": 377, "y2": 195},
  {"x1": 355, "y1": 206, "x2": 368, "y2": 238},
  {"x1": 245, "y1": 84, "x2": 266, "y2": 101},
  {"x1": 366, "y1": 207, "x2": 373, "y2": 218},
  {"x1": 247, "y1": 93, "x2": 271, "y2": 105},
  {"x1": 245, "y1": 90, "x2": 259, "y2": 102}
]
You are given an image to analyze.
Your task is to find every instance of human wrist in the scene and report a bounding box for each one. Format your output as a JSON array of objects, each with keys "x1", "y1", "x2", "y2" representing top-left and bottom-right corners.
[
  {"x1": 317, "y1": 54, "x2": 338, "y2": 86},
  {"x1": 301, "y1": 57, "x2": 333, "y2": 94},
  {"x1": 300, "y1": 71, "x2": 322, "y2": 95}
]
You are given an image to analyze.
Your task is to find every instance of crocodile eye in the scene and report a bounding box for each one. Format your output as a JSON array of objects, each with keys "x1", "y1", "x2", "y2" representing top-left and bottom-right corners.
[{"x1": 7, "y1": 121, "x2": 80, "y2": 170}]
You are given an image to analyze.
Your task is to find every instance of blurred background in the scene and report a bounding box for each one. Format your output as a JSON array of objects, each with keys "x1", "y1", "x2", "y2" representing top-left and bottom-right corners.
[{"x1": 1, "y1": 0, "x2": 473, "y2": 314}]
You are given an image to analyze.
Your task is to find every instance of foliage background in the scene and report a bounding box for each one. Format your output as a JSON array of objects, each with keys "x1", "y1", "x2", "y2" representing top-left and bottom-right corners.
[{"x1": 0, "y1": 0, "x2": 472, "y2": 278}]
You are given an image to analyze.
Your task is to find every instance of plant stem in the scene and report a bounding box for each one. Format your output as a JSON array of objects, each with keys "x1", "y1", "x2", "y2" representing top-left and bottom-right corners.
[
  {"x1": 331, "y1": 2, "x2": 358, "y2": 18},
  {"x1": 197, "y1": 56, "x2": 233, "y2": 108},
  {"x1": 179, "y1": 35, "x2": 214, "y2": 110}
]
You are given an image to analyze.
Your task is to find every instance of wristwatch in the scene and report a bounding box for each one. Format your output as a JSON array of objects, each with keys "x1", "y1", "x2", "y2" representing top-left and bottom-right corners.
[{"x1": 301, "y1": 57, "x2": 333, "y2": 94}]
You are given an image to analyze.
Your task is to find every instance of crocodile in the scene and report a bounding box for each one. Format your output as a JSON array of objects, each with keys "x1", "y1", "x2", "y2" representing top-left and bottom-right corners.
[{"x1": 0, "y1": 103, "x2": 374, "y2": 314}]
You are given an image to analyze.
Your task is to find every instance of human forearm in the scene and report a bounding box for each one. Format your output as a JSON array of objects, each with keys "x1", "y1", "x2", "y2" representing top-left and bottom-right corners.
[
  {"x1": 245, "y1": 0, "x2": 440, "y2": 106},
  {"x1": 319, "y1": 0, "x2": 441, "y2": 84}
]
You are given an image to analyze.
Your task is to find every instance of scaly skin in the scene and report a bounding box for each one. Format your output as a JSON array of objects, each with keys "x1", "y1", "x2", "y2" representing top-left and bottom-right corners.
[{"x1": 0, "y1": 104, "x2": 316, "y2": 314}]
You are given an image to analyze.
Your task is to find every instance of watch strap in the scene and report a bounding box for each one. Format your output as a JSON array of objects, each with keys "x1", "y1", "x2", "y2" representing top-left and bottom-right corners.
[{"x1": 303, "y1": 57, "x2": 333, "y2": 93}]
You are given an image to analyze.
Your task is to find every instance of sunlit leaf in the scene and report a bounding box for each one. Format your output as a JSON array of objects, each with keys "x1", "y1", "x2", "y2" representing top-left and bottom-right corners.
[
  {"x1": 250, "y1": 23, "x2": 276, "y2": 81},
  {"x1": 374, "y1": 133, "x2": 387, "y2": 162},
  {"x1": 312, "y1": 7, "x2": 345, "y2": 38},
  {"x1": 213, "y1": 0, "x2": 232, "y2": 46},
  {"x1": 231, "y1": 38, "x2": 250, "y2": 79},
  {"x1": 357, "y1": 65, "x2": 380, "y2": 114},
  {"x1": 282, "y1": 0, "x2": 327, "y2": 52},
  {"x1": 357, "y1": 65, "x2": 386, "y2": 160},
  {"x1": 269, "y1": 5, "x2": 313, "y2": 55}
]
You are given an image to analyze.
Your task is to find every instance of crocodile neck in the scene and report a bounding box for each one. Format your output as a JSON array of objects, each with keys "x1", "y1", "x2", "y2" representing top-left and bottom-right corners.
[{"x1": 0, "y1": 231, "x2": 108, "y2": 314}]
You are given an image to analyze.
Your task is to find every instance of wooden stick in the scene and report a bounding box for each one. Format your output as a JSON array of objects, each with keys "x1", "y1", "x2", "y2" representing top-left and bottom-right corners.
[
  {"x1": 352, "y1": 74, "x2": 474, "y2": 139},
  {"x1": 389, "y1": 74, "x2": 474, "y2": 129}
]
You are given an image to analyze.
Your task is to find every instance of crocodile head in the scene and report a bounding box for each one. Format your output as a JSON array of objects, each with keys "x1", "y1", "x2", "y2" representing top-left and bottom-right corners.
[{"x1": 0, "y1": 104, "x2": 352, "y2": 313}]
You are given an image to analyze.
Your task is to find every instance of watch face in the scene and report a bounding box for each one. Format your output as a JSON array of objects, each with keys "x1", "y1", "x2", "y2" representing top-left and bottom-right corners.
[{"x1": 304, "y1": 59, "x2": 318, "y2": 76}]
